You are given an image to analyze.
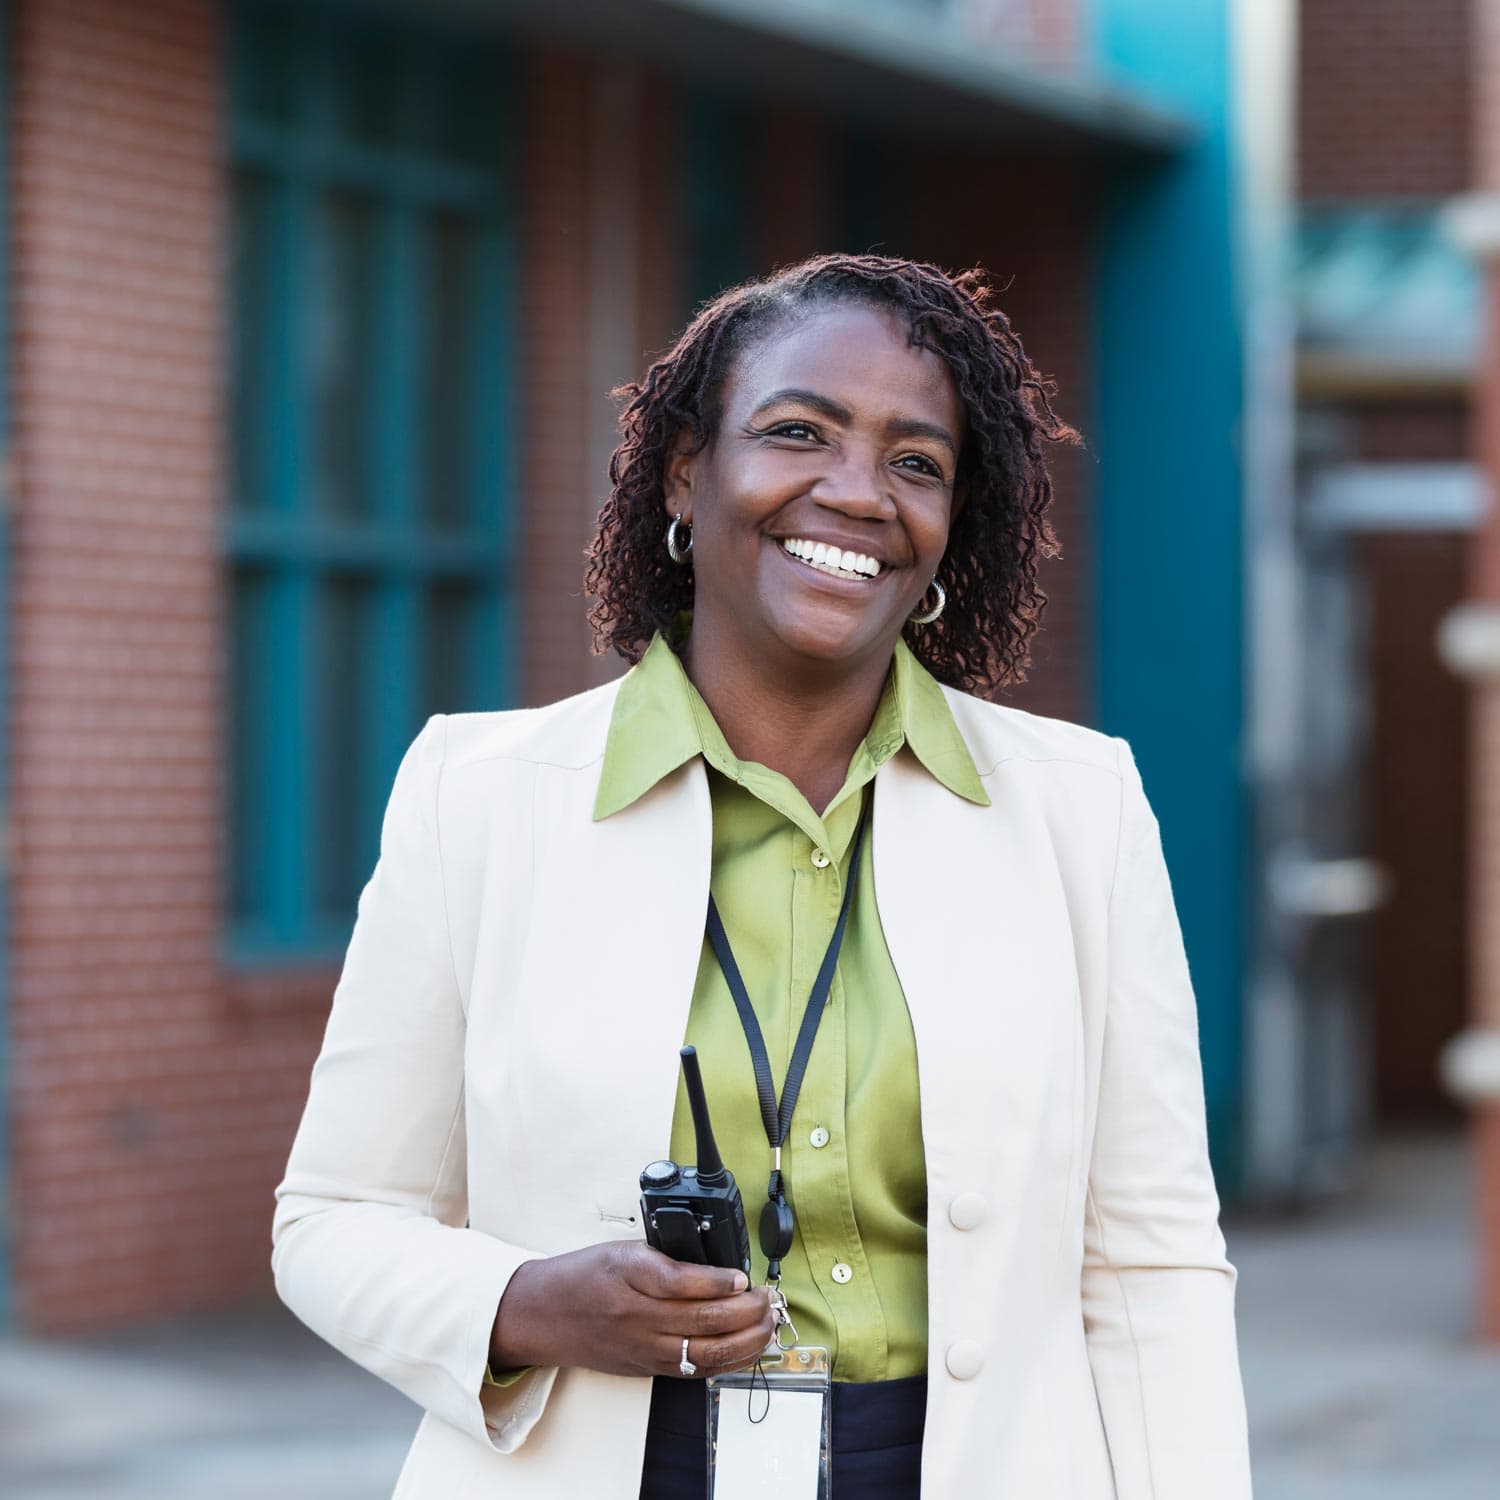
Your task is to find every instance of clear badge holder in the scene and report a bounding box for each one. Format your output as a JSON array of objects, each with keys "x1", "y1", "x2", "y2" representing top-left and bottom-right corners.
[{"x1": 706, "y1": 1344, "x2": 832, "y2": 1500}]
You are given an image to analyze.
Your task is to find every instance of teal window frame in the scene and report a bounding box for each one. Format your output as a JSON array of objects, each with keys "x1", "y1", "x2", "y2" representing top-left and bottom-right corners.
[{"x1": 226, "y1": 2, "x2": 518, "y2": 966}]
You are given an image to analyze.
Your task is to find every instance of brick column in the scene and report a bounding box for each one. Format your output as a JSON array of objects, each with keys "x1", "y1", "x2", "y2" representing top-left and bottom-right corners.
[
  {"x1": 1438, "y1": 0, "x2": 1500, "y2": 1342},
  {"x1": 519, "y1": 51, "x2": 686, "y2": 703},
  {"x1": 8, "y1": 0, "x2": 237, "y2": 1329},
  {"x1": 519, "y1": 47, "x2": 597, "y2": 706}
]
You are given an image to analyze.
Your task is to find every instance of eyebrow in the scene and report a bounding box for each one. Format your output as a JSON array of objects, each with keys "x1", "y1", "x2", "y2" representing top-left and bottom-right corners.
[{"x1": 748, "y1": 387, "x2": 959, "y2": 459}]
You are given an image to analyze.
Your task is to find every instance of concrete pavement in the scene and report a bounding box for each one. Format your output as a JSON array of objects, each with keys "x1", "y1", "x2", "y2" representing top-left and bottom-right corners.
[{"x1": 1229, "y1": 1132, "x2": 1500, "y2": 1499}]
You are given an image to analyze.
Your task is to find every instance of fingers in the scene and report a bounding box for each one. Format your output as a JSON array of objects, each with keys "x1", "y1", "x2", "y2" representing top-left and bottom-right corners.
[
  {"x1": 616, "y1": 1243, "x2": 749, "y2": 1303},
  {"x1": 601, "y1": 1243, "x2": 777, "y2": 1379},
  {"x1": 666, "y1": 1305, "x2": 779, "y2": 1379},
  {"x1": 658, "y1": 1288, "x2": 774, "y2": 1339}
]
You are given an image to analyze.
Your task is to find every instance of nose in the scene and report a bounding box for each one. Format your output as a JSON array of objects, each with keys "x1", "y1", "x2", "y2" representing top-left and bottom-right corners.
[{"x1": 809, "y1": 443, "x2": 897, "y2": 519}]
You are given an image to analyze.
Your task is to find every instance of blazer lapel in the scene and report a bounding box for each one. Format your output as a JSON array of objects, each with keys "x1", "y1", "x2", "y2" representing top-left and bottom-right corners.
[
  {"x1": 514, "y1": 755, "x2": 714, "y2": 1213},
  {"x1": 872, "y1": 748, "x2": 1083, "y2": 1191}
]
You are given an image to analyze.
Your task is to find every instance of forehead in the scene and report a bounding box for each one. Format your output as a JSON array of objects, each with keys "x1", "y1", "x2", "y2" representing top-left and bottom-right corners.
[{"x1": 725, "y1": 301, "x2": 963, "y2": 430}]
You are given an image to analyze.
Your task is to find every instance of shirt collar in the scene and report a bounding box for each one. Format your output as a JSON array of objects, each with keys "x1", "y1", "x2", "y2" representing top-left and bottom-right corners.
[{"x1": 592, "y1": 627, "x2": 990, "y2": 820}]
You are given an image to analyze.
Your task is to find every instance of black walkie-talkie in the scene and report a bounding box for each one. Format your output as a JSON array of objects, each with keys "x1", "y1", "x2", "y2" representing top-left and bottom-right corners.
[{"x1": 640, "y1": 1046, "x2": 752, "y2": 1276}]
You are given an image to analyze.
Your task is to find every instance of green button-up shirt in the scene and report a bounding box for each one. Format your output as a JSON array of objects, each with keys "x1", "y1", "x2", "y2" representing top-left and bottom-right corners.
[{"x1": 590, "y1": 628, "x2": 990, "y2": 1382}]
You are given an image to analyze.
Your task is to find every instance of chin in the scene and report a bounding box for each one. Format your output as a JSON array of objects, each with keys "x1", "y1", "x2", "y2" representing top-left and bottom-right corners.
[{"x1": 763, "y1": 604, "x2": 893, "y2": 672}]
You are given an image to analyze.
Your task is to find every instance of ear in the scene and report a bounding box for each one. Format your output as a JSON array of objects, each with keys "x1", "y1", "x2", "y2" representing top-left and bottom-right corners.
[{"x1": 663, "y1": 426, "x2": 698, "y2": 524}]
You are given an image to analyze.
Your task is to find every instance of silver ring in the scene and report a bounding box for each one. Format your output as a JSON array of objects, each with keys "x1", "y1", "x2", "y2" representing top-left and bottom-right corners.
[{"x1": 679, "y1": 1337, "x2": 697, "y2": 1377}]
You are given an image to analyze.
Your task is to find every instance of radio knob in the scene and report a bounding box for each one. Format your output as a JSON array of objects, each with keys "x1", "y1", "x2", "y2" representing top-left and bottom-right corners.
[{"x1": 640, "y1": 1159, "x2": 681, "y2": 1190}]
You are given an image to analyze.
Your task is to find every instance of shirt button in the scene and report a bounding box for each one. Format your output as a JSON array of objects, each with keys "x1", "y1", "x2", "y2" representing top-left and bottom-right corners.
[
  {"x1": 830, "y1": 1262, "x2": 853, "y2": 1284},
  {"x1": 810, "y1": 848, "x2": 831, "y2": 869},
  {"x1": 809, "y1": 1126, "x2": 830, "y2": 1149},
  {"x1": 945, "y1": 1340, "x2": 985, "y2": 1380}
]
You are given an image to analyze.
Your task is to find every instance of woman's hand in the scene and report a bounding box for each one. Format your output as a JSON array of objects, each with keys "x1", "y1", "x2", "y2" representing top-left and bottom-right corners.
[{"x1": 489, "y1": 1242, "x2": 776, "y2": 1379}]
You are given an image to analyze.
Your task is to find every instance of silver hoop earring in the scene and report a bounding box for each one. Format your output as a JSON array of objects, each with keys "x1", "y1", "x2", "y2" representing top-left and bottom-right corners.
[
  {"x1": 666, "y1": 512, "x2": 693, "y2": 565},
  {"x1": 909, "y1": 578, "x2": 946, "y2": 625}
]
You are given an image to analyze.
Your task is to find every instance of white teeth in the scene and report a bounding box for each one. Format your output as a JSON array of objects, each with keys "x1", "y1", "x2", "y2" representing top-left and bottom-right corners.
[{"x1": 780, "y1": 537, "x2": 882, "y2": 580}]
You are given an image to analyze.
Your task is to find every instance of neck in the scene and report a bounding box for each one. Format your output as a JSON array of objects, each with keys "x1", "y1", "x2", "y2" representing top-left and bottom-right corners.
[{"x1": 679, "y1": 615, "x2": 895, "y2": 814}]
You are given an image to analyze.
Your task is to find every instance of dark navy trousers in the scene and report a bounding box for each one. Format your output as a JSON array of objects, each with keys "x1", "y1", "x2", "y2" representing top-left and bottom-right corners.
[{"x1": 638, "y1": 1372, "x2": 926, "y2": 1498}]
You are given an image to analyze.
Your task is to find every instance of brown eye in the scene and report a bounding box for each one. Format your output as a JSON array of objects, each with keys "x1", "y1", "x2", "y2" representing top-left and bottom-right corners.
[{"x1": 898, "y1": 454, "x2": 943, "y2": 479}]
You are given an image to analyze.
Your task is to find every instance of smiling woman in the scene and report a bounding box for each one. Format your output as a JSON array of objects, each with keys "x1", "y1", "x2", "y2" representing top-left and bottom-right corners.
[
  {"x1": 588, "y1": 255, "x2": 1081, "y2": 703},
  {"x1": 271, "y1": 253, "x2": 1253, "y2": 1500}
]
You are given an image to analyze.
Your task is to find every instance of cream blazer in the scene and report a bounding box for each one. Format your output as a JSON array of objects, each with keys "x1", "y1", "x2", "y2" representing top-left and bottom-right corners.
[{"x1": 271, "y1": 675, "x2": 1253, "y2": 1499}]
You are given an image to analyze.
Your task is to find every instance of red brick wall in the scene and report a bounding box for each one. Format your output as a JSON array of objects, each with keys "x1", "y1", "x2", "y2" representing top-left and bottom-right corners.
[
  {"x1": 757, "y1": 106, "x2": 835, "y2": 272},
  {"x1": 518, "y1": 47, "x2": 598, "y2": 707},
  {"x1": 635, "y1": 79, "x2": 685, "y2": 414},
  {"x1": 518, "y1": 55, "x2": 704, "y2": 703},
  {"x1": 892, "y1": 148, "x2": 1090, "y2": 723},
  {"x1": 1299, "y1": 0, "x2": 1473, "y2": 197},
  {"x1": 4, "y1": 2, "x2": 1094, "y2": 1333},
  {"x1": 7, "y1": 0, "x2": 333, "y2": 1331}
]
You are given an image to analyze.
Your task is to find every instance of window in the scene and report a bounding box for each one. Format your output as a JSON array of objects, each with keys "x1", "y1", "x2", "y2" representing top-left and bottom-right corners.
[{"x1": 227, "y1": 3, "x2": 517, "y2": 961}]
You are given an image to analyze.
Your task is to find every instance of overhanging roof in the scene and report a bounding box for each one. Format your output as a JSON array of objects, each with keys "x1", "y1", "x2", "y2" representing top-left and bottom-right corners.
[{"x1": 401, "y1": 0, "x2": 1196, "y2": 155}]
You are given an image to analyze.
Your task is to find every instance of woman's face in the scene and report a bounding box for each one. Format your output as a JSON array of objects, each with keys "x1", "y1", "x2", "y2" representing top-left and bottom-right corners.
[{"x1": 665, "y1": 300, "x2": 966, "y2": 678}]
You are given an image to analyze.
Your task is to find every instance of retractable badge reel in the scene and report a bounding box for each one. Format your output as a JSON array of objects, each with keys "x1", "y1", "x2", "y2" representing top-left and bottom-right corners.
[
  {"x1": 639, "y1": 1049, "x2": 831, "y2": 1496},
  {"x1": 707, "y1": 1190, "x2": 830, "y2": 1500},
  {"x1": 706, "y1": 1158, "x2": 830, "y2": 1500},
  {"x1": 699, "y1": 1061, "x2": 832, "y2": 1500},
  {"x1": 700, "y1": 809, "x2": 873, "y2": 1500}
]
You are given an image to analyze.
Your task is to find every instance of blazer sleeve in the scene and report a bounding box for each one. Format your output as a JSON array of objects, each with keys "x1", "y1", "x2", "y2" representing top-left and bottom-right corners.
[
  {"x1": 271, "y1": 714, "x2": 560, "y2": 1454},
  {"x1": 1080, "y1": 737, "x2": 1253, "y2": 1499}
]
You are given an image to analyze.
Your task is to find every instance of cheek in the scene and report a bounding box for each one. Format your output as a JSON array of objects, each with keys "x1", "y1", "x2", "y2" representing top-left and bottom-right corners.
[
  {"x1": 911, "y1": 499, "x2": 955, "y2": 563},
  {"x1": 700, "y1": 463, "x2": 790, "y2": 528}
]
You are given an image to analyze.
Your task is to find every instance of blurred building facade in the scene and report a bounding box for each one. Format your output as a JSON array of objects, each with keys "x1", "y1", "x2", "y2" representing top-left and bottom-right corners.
[
  {"x1": 1249, "y1": 0, "x2": 1478, "y2": 1198},
  {"x1": 1434, "y1": 0, "x2": 1500, "y2": 1340},
  {"x1": 1277, "y1": 0, "x2": 1500, "y2": 1337},
  {"x1": 0, "y1": 0, "x2": 1251, "y2": 1333}
]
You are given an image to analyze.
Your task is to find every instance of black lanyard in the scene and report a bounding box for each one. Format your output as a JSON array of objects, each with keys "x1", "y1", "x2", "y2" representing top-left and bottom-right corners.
[{"x1": 704, "y1": 803, "x2": 870, "y2": 1283}]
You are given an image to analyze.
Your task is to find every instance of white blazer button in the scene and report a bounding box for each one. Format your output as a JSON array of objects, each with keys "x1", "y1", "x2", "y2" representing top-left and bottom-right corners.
[
  {"x1": 831, "y1": 1262, "x2": 853, "y2": 1284},
  {"x1": 810, "y1": 1126, "x2": 830, "y2": 1149},
  {"x1": 948, "y1": 1192, "x2": 988, "y2": 1230},
  {"x1": 945, "y1": 1340, "x2": 984, "y2": 1380},
  {"x1": 810, "y1": 848, "x2": 831, "y2": 869}
]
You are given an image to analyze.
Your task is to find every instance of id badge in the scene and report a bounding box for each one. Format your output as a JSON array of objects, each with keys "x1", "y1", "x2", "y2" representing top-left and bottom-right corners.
[{"x1": 706, "y1": 1345, "x2": 832, "y2": 1500}]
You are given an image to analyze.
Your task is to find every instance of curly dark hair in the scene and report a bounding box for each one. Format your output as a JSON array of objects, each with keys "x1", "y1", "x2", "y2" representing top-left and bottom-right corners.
[{"x1": 583, "y1": 251, "x2": 1082, "y2": 694}]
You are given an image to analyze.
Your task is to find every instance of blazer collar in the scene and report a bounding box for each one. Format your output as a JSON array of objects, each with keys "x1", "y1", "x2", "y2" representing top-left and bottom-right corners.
[{"x1": 591, "y1": 629, "x2": 991, "y2": 820}]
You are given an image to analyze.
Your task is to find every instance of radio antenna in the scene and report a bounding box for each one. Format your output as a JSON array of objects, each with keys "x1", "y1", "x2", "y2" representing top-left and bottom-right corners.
[{"x1": 679, "y1": 1046, "x2": 727, "y2": 1187}]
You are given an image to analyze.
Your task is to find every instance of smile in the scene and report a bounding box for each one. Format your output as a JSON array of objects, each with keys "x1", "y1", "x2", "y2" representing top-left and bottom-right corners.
[{"x1": 778, "y1": 537, "x2": 882, "y2": 582}]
